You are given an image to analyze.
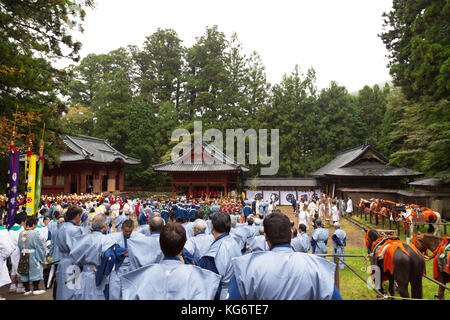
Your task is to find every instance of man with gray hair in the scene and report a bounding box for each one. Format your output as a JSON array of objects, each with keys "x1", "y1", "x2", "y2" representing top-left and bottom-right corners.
[
  {"x1": 182, "y1": 219, "x2": 214, "y2": 264},
  {"x1": 70, "y1": 214, "x2": 108, "y2": 300}
]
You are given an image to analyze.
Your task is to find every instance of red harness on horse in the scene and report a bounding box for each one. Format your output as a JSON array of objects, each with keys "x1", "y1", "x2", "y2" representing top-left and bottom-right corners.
[
  {"x1": 367, "y1": 234, "x2": 422, "y2": 281},
  {"x1": 432, "y1": 237, "x2": 450, "y2": 282}
]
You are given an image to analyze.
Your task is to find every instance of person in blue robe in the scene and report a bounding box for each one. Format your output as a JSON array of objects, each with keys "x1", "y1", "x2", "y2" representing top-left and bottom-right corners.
[
  {"x1": 161, "y1": 210, "x2": 169, "y2": 223},
  {"x1": 332, "y1": 222, "x2": 346, "y2": 269},
  {"x1": 246, "y1": 227, "x2": 269, "y2": 253},
  {"x1": 70, "y1": 214, "x2": 108, "y2": 300},
  {"x1": 311, "y1": 219, "x2": 329, "y2": 256},
  {"x1": 182, "y1": 219, "x2": 214, "y2": 265},
  {"x1": 121, "y1": 222, "x2": 221, "y2": 300},
  {"x1": 136, "y1": 211, "x2": 150, "y2": 236},
  {"x1": 100, "y1": 218, "x2": 163, "y2": 300},
  {"x1": 242, "y1": 215, "x2": 259, "y2": 240},
  {"x1": 114, "y1": 213, "x2": 129, "y2": 232},
  {"x1": 227, "y1": 212, "x2": 342, "y2": 300},
  {"x1": 18, "y1": 216, "x2": 47, "y2": 295},
  {"x1": 54, "y1": 206, "x2": 84, "y2": 300},
  {"x1": 243, "y1": 204, "x2": 252, "y2": 222},
  {"x1": 198, "y1": 212, "x2": 242, "y2": 300},
  {"x1": 291, "y1": 223, "x2": 311, "y2": 253},
  {"x1": 210, "y1": 203, "x2": 220, "y2": 214},
  {"x1": 229, "y1": 215, "x2": 248, "y2": 253}
]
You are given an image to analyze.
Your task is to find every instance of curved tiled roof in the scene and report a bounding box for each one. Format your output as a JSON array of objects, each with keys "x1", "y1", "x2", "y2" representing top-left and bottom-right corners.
[
  {"x1": 152, "y1": 142, "x2": 249, "y2": 172},
  {"x1": 310, "y1": 142, "x2": 421, "y2": 178},
  {"x1": 61, "y1": 135, "x2": 141, "y2": 164}
]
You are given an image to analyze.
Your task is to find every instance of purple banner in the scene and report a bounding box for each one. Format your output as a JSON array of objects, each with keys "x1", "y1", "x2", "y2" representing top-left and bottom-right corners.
[{"x1": 7, "y1": 145, "x2": 19, "y2": 230}]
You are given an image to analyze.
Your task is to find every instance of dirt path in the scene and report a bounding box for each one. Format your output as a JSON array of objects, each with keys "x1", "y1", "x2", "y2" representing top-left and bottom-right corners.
[{"x1": 277, "y1": 205, "x2": 366, "y2": 250}]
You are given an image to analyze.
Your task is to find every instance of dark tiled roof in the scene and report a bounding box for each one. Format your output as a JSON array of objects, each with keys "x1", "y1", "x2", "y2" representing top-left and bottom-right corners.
[
  {"x1": 60, "y1": 135, "x2": 141, "y2": 164},
  {"x1": 152, "y1": 142, "x2": 249, "y2": 172},
  {"x1": 310, "y1": 142, "x2": 421, "y2": 178},
  {"x1": 243, "y1": 177, "x2": 318, "y2": 187},
  {"x1": 325, "y1": 161, "x2": 422, "y2": 177}
]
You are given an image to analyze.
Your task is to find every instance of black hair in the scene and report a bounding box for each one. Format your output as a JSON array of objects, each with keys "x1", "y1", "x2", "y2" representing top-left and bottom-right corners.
[
  {"x1": 159, "y1": 222, "x2": 186, "y2": 257},
  {"x1": 299, "y1": 223, "x2": 307, "y2": 232},
  {"x1": 25, "y1": 215, "x2": 38, "y2": 228},
  {"x1": 14, "y1": 212, "x2": 27, "y2": 225},
  {"x1": 211, "y1": 212, "x2": 231, "y2": 234},
  {"x1": 263, "y1": 212, "x2": 291, "y2": 246},
  {"x1": 65, "y1": 206, "x2": 83, "y2": 221},
  {"x1": 122, "y1": 219, "x2": 134, "y2": 229}
]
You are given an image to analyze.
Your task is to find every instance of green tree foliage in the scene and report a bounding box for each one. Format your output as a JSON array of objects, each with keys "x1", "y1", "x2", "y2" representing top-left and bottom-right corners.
[
  {"x1": 380, "y1": 0, "x2": 449, "y2": 102},
  {"x1": 62, "y1": 25, "x2": 392, "y2": 187},
  {"x1": 379, "y1": 0, "x2": 450, "y2": 181},
  {"x1": 0, "y1": 0, "x2": 94, "y2": 149},
  {"x1": 0, "y1": 0, "x2": 93, "y2": 193},
  {"x1": 356, "y1": 84, "x2": 390, "y2": 145},
  {"x1": 132, "y1": 28, "x2": 184, "y2": 108},
  {"x1": 315, "y1": 81, "x2": 366, "y2": 168}
]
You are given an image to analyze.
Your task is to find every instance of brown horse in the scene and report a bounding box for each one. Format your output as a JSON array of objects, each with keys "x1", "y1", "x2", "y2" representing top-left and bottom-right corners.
[
  {"x1": 365, "y1": 229, "x2": 425, "y2": 299},
  {"x1": 413, "y1": 232, "x2": 450, "y2": 300}
]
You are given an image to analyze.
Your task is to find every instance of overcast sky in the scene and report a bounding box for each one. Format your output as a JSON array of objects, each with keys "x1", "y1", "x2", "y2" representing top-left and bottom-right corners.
[{"x1": 65, "y1": 0, "x2": 394, "y2": 93}]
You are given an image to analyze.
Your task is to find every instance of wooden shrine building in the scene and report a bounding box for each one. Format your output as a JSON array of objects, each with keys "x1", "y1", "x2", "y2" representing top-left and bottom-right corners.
[
  {"x1": 152, "y1": 142, "x2": 249, "y2": 199},
  {"x1": 310, "y1": 142, "x2": 423, "y2": 201},
  {"x1": 39, "y1": 135, "x2": 140, "y2": 195}
]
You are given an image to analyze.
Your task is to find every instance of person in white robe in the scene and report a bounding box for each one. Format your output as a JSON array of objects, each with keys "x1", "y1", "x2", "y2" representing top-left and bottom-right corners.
[
  {"x1": 110, "y1": 201, "x2": 120, "y2": 220},
  {"x1": 8, "y1": 212, "x2": 26, "y2": 293},
  {"x1": 331, "y1": 201, "x2": 339, "y2": 224},
  {"x1": 0, "y1": 215, "x2": 14, "y2": 299},
  {"x1": 298, "y1": 203, "x2": 310, "y2": 231},
  {"x1": 346, "y1": 197, "x2": 353, "y2": 216}
]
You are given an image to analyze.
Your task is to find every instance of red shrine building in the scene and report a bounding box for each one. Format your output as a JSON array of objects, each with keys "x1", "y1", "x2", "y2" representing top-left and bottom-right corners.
[
  {"x1": 152, "y1": 142, "x2": 249, "y2": 199},
  {"x1": 40, "y1": 135, "x2": 140, "y2": 195}
]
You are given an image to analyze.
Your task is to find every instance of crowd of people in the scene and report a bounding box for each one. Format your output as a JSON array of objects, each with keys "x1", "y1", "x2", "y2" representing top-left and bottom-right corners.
[{"x1": 0, "y1": 192, "x2": 349, "y2": 300}]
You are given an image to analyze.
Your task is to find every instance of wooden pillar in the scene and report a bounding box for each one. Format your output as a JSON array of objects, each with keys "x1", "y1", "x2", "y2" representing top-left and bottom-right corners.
[
  {"x1": 93, "y1": 170, "x2": 101, "y2": 193},
  {"x1": 108, "y1": 169, "x2": 117, "y2": 192},
  {"x1": 118, "y1": 170, "x2": 124, "y2": 191},
  {"x1": 77, "y1": 174, "x2": 81, "y2": 194},
  {"x1": 172, "y1": 182, "x2": 175, "y2": 199},
  {"x1": 64, "y1": 173, "x2": 70, "y2": 194},
  {"x1": 80, "y1": 172, "x2": 87, "y2": 194}
]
